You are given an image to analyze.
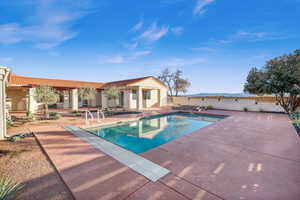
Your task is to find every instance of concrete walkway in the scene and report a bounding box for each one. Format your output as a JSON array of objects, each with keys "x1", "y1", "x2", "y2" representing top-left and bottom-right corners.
[{"x1": 32, "y1": 111, "x2": 300, "y2": 200}]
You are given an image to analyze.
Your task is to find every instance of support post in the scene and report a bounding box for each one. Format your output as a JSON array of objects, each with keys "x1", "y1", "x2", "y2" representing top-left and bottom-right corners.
[
  {"x1": 137, "y1": 87, "x2": 143, "y2": 110},
  {"x1": 71, "y1": 89, "x2": 79, "y2": 111},
  {"x1": 0, "y1": 67, "x2": 10, "y2": 140},
  {"x1": 101, "y1": 91, "x2": 107, "y2": 109},
  {"x1": 63, "y1": 90, "x2": 70, "y2": 109},
  {"x1": 28, "y1": 88, "x2": 37, "y2": 114}
]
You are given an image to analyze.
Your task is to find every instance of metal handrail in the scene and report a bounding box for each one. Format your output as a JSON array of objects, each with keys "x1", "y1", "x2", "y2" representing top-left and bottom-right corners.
[
  {"x1": 85, "y1": 110, "x2": 94, "y2": 125},
  {"x1": 86, "y1": 109, "x2": 105, "y2": 125}
]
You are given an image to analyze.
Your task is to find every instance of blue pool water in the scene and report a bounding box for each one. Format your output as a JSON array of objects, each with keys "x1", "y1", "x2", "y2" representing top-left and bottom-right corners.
[{"x1": 88, "y1": 112, "x2": 224, "y2": 154}]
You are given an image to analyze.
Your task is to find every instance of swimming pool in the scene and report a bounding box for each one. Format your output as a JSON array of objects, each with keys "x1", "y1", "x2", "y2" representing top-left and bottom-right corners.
[{"x1": 87, "y1": 112, "x2": 225, "y2": 154}]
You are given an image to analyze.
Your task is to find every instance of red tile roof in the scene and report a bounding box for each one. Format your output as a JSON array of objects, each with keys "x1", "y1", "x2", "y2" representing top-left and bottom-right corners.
[
  {"x1": 9, "y1": 75, "x2": 105, "y2": 89},
  {"x1": 103, "y1": 76, "x2": 167, "y2": 88},
  {"x1": 8, "y1": 75, "x2": 167, "y2": 89}
]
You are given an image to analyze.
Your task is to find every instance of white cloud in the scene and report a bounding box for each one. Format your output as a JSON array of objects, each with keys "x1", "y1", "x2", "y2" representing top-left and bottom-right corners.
[
  {"x1": 0, "y1": 24, "x2": 23, "y2": 44},
  {"x1": 133, "y1": 50, "x2": 152, "y2": 57},
  {"x1": 139, "y1": 23, "x2": 169, "y2": 42},
  {"x1": 161, "y1": 57, "x2": 206, "y2": 68},
  {"x1": 0, "y1": 0, "x2": 95, "y2": 49},
  {"x1": 216, "y1": 30, "x2": 288, "y2": 44},
  {"x1": 0, "y1": 57, "x2": 13, "y2": 63},
  {"x1": 123, "y1": 41, "x2": 139, "y2": 50},
  {"x1": 190, "y1": 47, "x2": 216, "y2": 52},
  {"x1": 193, "y1": 0, "x2": 216, "y2": 16},
  {"x1": 103, "y1": 55, "x2": 125, "y2": 64},
  {"x1": 131, "y1": 20, "x2": 144, "y2": 32},
  {"x1": 100, "y1": 50, "x2": 152, "y2": 64},
  {"x1": 171, "y1": 26, "x2": 184, "y2": 35},
  {"x1": 233, "y1": 31, "x2": 269, "y2": 41}
]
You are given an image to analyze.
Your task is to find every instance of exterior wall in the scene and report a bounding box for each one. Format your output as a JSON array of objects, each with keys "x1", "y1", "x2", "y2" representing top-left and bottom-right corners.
[
  {"x1": 159, "y1": 88, "x2": 168, "y2": 107},
  {"x1": 6, "y1": 88, "x2": 28, "y2": 111},
  {"x1": 128, "y1": 90, "x2": 137, "y2": 109},
  {"x1": 172, "y1": 96, "x2": 285, "y2": 112},
  {"x1": 129, "y1": 79, "x2": 168, "y2": 107},
  {"x1": 142, "y1": 89, "x2": 158, "y2": 108}
]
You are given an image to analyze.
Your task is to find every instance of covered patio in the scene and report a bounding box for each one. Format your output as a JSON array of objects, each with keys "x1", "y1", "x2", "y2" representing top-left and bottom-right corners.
[{"x1": 6, "y1": 75, "x2": 168, "y2": 115}]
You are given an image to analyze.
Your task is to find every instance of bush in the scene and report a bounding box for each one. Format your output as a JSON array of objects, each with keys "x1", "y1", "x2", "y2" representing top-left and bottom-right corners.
[
  {"x1": 243, "y1": 107, "x2": 248, "y2": 112},
  {"x1": 49, "y1": 112, "x2": 61, "y2": 120},
  {"x1": 206, "y1": 105, "x2": 214, "y2": 110},
  {"x1": 9, "y1": 136, "x2": 21, "y2": 142},
  {"x1": 0, "y1": 176, "x2": 23, "y2": 200},
  {"x1": 6, "y1": 120, "x2": 13, "y2": 129},
  {"x1": 26, "y1": 111, "x2": 35, "y2": 121}
]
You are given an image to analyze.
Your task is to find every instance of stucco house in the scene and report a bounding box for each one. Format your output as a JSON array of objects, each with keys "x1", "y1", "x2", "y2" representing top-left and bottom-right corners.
[{"x1": 6, "y1": 74, "x2": 168, "y2": 114}]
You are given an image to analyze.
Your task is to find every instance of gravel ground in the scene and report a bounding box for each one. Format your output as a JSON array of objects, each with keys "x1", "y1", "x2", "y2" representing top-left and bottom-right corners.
[{"x1": 0, "y1": 137, "x2": 74, "y2": 200}]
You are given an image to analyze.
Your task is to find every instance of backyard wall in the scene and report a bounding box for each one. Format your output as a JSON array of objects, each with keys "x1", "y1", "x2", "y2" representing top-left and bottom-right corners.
[{"x1": 171, "y1": 96, "x2": 288, "y2": 112}]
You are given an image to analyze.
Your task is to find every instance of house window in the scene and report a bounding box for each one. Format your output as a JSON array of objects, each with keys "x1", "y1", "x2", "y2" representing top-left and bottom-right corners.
[
  {"x1": 143, "y1": 90, "x2": 151, "y2": 100},
  {"x1": 132, "y1": 90, "x2": 137, "y2": 100}
]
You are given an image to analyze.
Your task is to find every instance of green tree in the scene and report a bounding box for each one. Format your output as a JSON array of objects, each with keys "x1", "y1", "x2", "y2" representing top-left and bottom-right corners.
[
  {"x1": 158, "y1": 68, "x2": 174, "y2": 96},
  {"x1": 34, "y1": 86, "x2": 59, "y2": 118},
  {"x1": 244, "y1": 49, "x2": 300, "y2": 113},
  {"x1": 157, "y1": 68, "x2": 190, "y2": 96},
  {"x1": 173, "y1": 70, "x2": 191, "y2": 96},
  {"x1": 104, "y1": 86, "x2": 120, "y2": 108},
  {"x1": 78, "y1": 87, "x2": 96, "y2": 105}
]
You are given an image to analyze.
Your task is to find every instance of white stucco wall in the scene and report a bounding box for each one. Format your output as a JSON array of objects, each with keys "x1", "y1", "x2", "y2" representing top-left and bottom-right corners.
[
  {"x1": 172, "y1": 96, "x2": 285, "y2": 112},
  {"x1": 127, "y1": 90, "x2": 137, "y2": 109},
  {"x1": 129, "y1": 78, "x2": 168, "y2": 107}
]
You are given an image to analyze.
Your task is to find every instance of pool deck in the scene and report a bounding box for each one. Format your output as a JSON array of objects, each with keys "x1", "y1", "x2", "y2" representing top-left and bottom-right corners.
[{"x1": 31, "y1": 110, "x2": 300, "y2": 200}]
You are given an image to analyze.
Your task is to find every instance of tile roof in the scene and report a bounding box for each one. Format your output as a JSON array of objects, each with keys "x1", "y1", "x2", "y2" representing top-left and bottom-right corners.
[
  {"x1": 9, "y1": 75, "x2": 105, "y2": 89},
  {"x1": 8, "y1": 75, "x2": 167, "y2": 89},
  {"x1": 103, "y1": 76, "x2": 167, "y2": 88},
  {"x1": 103, "y1": 76, "x2": 152, "y2": 87}
]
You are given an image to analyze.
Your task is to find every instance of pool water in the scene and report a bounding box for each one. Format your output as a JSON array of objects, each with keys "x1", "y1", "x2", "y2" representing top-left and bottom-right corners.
[{"x1": 88, "y1": 112, "x2": 224, "y2": 154}]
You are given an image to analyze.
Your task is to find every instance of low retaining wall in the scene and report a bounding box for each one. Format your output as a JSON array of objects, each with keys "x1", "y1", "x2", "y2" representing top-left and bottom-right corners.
[{"x1": 171, "y1": 96, "x2": 286, "y2": 112}]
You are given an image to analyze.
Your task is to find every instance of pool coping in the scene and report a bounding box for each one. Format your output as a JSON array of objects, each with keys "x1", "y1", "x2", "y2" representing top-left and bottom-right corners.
[
  {"x1": 84, "y1": 111, "x2": 228, "y2": 130},
  {"x1": 65, "y1": 125, "x2": 170, "y2": 182}
]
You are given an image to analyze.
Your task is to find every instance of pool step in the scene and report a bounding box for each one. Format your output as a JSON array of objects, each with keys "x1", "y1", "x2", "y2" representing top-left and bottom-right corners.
[{"x1": 65, "y1": 125, "x2": 170, "y2": 182}]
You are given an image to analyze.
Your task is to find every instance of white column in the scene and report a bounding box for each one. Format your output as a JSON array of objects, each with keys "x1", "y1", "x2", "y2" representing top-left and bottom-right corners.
[
  {"x1": 137, "y1": 87, "x2": 143, "y2": 110},
  {"x1": 28, "y1": 88, "x2": 37, "y2": 113},
  {"x1": 124, "y1": 89, "x2": 130, "y2": 109},
  {"x1": 0, "y1": 67, "x2": 10, "y2": 140},
  {"x1": 91, "y1": 93, "x2": 97, "y2": 107},
  {"x1": 63, "y1": 90, "x2": 70, "y2": 109},
  {"x1": 71, "y1": 89, "x2": 78, "y2": 111},
  {"x1": 101, "y1": 90, "x2": 107, "y2": 109}
]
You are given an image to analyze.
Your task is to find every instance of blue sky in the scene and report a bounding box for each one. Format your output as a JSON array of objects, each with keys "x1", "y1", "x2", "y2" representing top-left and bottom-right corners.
[{"x1": 0, "y1": 0, "x2": 299, "y2": 94}]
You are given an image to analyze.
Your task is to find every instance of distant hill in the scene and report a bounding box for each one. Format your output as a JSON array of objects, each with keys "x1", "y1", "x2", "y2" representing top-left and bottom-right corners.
[{"x1": 188, "y1": 93, "x2": 256, "y2": 97}]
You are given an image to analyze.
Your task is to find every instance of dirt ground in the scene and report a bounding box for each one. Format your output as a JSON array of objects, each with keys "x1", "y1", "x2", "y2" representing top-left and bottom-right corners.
[{"x1": 0, "y1": 137, "x2": 74, "y2": 200}]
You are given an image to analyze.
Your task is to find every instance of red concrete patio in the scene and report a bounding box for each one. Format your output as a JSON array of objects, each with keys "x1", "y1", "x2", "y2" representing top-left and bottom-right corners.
[{"x1": 31, "y1": 110, "x2": 300, "y2": 200}]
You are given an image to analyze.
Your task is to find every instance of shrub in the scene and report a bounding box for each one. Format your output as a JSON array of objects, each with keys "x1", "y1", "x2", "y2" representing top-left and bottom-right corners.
[
  {"x1": 26, "y1": 111, "x2": 35, "y2": 121},
  {"x1": 49, "y1": 112, "x2": 61, "y2": 120},
  {"x1": 243, "y1": 107, "x2": 248, "y2": 112},
  {"x1": 9, "y1": 136, "x2": 21, "y2": 142},
  {"x1": 206, "y1": 105, "x2": 213, "y2": 110},
  {"x1": 6, "y1": 120, "x2": 13, "y2": 129},
  {"x1": 0, "y1": 176, "x2": 23, "y2": 200}
]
